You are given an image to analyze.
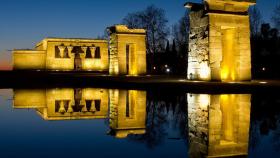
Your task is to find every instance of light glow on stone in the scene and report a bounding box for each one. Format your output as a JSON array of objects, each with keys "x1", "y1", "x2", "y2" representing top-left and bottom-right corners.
[
  {"x1": 221, "y1": 28, "x2": 237, "y2": 82},
  {"x1": 199, "y1": 94, "x2": 210, "y2": 110},
  {"x1": 199, "y1": 62, "x2": 211, "y2": 80}
]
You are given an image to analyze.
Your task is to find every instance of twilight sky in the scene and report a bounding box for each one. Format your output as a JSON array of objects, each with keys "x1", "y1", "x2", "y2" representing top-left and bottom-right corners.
[{"x1": 0, "y1": 0, "x2": 278, "y2": 70}]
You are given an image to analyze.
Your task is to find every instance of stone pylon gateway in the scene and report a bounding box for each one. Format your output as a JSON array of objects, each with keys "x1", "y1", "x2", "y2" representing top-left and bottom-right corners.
[
  {"x1": 108, "y1": 25, "x2": 147, "y2": 76},
  {"x1": 185, "y1": 0, "x2": 256, "y2": 81}
]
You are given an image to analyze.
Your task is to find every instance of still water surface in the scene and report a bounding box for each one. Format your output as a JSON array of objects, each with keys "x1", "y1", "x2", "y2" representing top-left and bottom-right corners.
[{"x1": 0, "y1": 88, "x2": 279, "y2": 158}]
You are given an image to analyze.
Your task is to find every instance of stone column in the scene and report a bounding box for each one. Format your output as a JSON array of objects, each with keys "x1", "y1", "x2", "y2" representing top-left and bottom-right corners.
[
  {"x1": 58, "y1": 46, "x2": 66, "y2": 58},
  {"x1": 81, "y1": 46, "x2": 88, "y2": 59},
  {"x1": 67, "y1": 46, "x2": 73, "y2": 58},
  {"x1": 89, "y1": 46, "x2": 96, "y2": 58}
]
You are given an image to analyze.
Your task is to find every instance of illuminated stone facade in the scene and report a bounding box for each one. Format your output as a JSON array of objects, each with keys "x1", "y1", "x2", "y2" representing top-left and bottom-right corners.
[
  {"x1": 186, "y1": 0, "x2": 256, "y2": 81},
  {"x1": 108, "y1": 25, "x2": 147, "y2": 75},
  {"x1": 187, "y1": 93, "x2": 251, "y2": 157},
  {"x1": 13, "y1": 38, "x2": 109, "y2": 71},
  {"x1": 13, "y1": 25, "x2": 147, "y2": 75}
]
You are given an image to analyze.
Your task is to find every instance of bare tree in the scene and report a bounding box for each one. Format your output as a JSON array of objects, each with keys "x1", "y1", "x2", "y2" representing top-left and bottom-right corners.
[
  {"x1": 122, "y1": 5, "x2": 169, "y2": 54},
  {"x1": 172, "y1": 10, "x2": 189, "y2": 56},
  {"x1": 249, "y1": 6, "x2": 262, "y2": 37},
  {"x1": 272, "y1": 4, "x2": 280, "y2": 30},
  {"x1": 171, "y1": 11, "x2": 189, "y2": 74},
  {"x1": 122, "y1": 12, "x2": 144, "y2": 29}
]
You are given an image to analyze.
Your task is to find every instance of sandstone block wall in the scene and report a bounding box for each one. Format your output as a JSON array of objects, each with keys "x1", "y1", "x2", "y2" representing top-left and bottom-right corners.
[
  {"x1": 13, "y1": 38, "x2": 109, "y2": 71},
  {"x1": 209, "y1": 14, "x2": 251, "y2": 81},
  {"x1": 187, "y1": 9, "x2": 211, "y2": 80},
  {"x1": 13, "y1": 50, "x2": 46, "y2": 70},
  {"x1": 44, "y1": 39, "x2": 108, "y2": 71}
]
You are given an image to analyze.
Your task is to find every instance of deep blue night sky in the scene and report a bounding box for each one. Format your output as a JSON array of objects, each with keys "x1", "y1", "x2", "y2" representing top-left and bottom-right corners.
[{"x1": 0, "y1": 0, "x2": 278, "y2": 69}]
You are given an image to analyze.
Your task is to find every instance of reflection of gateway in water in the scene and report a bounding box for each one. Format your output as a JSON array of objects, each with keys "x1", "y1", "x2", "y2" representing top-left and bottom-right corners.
[
  {"x1": 187, "y1": 94, "x2": 251, "y2": 158},
  {"x1": 13, "y1": 88, "x2": 147, "y2": 138}
]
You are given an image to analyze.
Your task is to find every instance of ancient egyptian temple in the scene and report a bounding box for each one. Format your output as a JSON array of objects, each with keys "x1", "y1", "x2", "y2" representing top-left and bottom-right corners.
[
  {"x1": 12, "y1": 1, "x2": 257, "y2": 80},
  {"x1": 186, "y1": 0, "x2": 256, "y2": 81},
  {"x1": 13, "y1": 25, "x2": 146, "y2": 76}
]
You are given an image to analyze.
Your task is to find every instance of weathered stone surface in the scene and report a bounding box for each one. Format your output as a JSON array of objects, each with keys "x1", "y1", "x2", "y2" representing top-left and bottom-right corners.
[
  {"x1": 187, "y1": 9, "x2": 211, "y2": 80},
  {"x1": 186, "y1": 0, "x2": 254, "y2": 81}
]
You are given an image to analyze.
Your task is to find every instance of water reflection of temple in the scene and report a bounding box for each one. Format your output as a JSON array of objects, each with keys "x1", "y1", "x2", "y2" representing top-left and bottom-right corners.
[
  {"x1": 187, "y1": 94, "x2": 251, "y2": 158},
  {"x1": 14, "y1": 88, "x2": 109, "y2": 120},
  {"x1": 13, "y1": 88, "x2": 146, "y2": 138},
  {"x1": 13, "y1": 89, "x2": 252, "y2": 154}
]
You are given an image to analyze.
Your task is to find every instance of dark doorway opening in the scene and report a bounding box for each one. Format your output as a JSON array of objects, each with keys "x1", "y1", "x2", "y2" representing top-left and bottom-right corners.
[{"x1": 74, "y1": 53, "x2": 82, "y2": 71}]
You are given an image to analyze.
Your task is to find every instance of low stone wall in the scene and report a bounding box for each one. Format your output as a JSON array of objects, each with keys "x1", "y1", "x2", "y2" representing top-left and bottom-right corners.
[{"x1": 13, "y1": 50, "x2": 46, "y2": 70}]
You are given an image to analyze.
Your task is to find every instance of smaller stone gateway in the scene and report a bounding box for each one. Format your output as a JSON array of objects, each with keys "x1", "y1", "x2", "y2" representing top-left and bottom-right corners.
[
  {"x1": 108, "y1": 25, "x2": 147, "y2": 76},
  {"x1": 185, "y1": 0, "x2": 256, "y2": 81}
]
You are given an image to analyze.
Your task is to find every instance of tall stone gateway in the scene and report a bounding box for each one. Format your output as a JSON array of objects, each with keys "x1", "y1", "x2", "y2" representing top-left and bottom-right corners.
[
  {"x1": 185, "y1": 0, "x2": 256, "y2": 81},
  {"x1": 108, "y1": 25, "x2": 147, "y2": 76}
]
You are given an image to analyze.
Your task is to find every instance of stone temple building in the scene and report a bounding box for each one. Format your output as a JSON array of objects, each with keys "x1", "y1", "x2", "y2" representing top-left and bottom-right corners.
[
  {"x1": 185, "y1": 0, "x2": 256, "y2": 81},
  {"x1": 13, "y1": 38, "x2": 109, "y2": 72},
  {"x1": 13, "y1": 25, "x2": 146, "y2": 76}
]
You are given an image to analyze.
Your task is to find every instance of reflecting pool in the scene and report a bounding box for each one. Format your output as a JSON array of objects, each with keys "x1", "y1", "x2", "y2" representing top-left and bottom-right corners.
[{"x1": 0, "y1": 88, "x2": 279, "y2": 158}]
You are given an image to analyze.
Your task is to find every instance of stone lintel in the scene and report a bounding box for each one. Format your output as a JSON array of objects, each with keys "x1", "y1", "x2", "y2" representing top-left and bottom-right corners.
[
  {"x1": 108, "y1": 25, "x2": 146, "y2": 35},
  {"x1": 184, "y1": 2, "x2": 204, "y2": 11},
  {"x1": 207, "y1": 10, "x2": 249, "y2": 16}
]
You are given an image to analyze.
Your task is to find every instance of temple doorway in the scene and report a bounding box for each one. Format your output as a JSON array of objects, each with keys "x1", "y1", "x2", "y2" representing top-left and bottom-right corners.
[
  {"x1": 74, "y1": 53, "x2": 82, "y2": 71},
  {"x1": 126, "y1": 44, "x2": 136, "y2": 75},
  {"x1": 221, "y1": 28, "x2": 238, "y2": 81},
  {"x1": 126, "y1": 45, "x2": 130, "y2": 74}
]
